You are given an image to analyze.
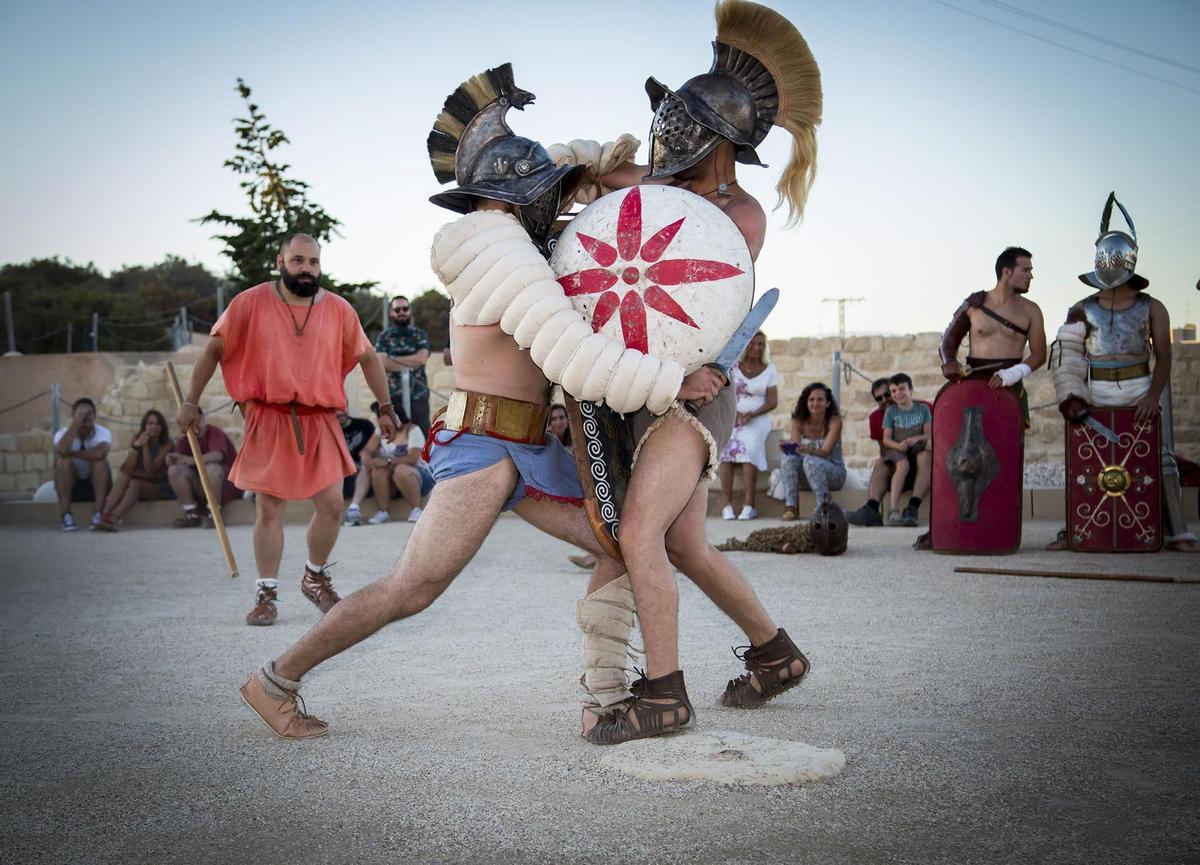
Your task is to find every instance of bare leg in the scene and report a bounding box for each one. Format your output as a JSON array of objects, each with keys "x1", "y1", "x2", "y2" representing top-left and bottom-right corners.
[
  {"x1": 741, "y1": 463, "x2": 758, "y2": 509},
  {"x1": 350, "y1": 463, "x2": 371, "y2": 508},
  {"x1": 867, "y1": 459, "x2": 890, "y2": 502},
  {"x1": 254, "y1": 492, "x2": 287, "y2": 579},
  {"x1": 103, "y1": 470, "x2": 133, "y2": 514},
  {"x1": 371, "y1": 466, "x2": 392, "y2": 510},
  {"x1": 167, "y1": 464, "x2": 197, "y2": 507},
  {"x1": 912, "y1": 450, "x2": 932, "y2": 500},
  {"x1": 306, "y1": 480, "x2": 344, "y2": 567},
  {"x1": 272, "y1": 460, "x2": 517, "y2": 681},
  {"x1": 718, "y1": 462, "x2": 735, "y2": 510},
  {"x1": 89, "y1": 460, "x2": 111, "y2": 512},
  {"x1": 54, "y1": 458, "x2": 76, "y2": 515},
  {"x1": 391, "y1": 464, "x2": 422, "y2": 506},
  {"x1": 618, "y1": 417, "x2": 710, "y2": 678},
  {"x1": 889, "y1": 460, "x2": 909, "y2": 514},
  {"x1": 665, "y1": 484, "x2": 777, "y2": 645},
  {"x1": 111, "y1": 479, "x2": 161, "y2": 521},
  {"x1": 512, "y1": 495, "x2": 624, "y2": 593}
]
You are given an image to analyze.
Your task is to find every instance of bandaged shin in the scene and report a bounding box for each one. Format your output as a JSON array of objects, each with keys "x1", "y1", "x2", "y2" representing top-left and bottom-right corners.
[
  {"x1": 576, "y1": 574, "x2": 640, "y2": 708},
  {"x1": 431, "y1": 211, "x2": 684, "y2": 415}
]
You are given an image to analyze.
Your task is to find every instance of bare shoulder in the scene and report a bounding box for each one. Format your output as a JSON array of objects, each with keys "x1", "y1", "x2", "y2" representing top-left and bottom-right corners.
[
  {"x1": 1017, "y1": 295, "x2": 1045, "y2": 317},
  {"x1": 721, "y1": 195, "x2": 767, "y2": 260}
]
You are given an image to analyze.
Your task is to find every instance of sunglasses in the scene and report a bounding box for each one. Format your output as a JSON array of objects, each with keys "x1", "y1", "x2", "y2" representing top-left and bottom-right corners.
[
  {"x1": 392, "y1": 307, "x2": 410, "y2": 313},
  {"x1": 873, "y1": 393, "x2": 888, "y2": 403}
]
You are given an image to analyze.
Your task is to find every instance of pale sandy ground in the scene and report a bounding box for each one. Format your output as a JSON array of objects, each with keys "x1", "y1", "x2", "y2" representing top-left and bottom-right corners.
[{"x1": 1, "y1": 517, "x2": 1197, "y2": 865}]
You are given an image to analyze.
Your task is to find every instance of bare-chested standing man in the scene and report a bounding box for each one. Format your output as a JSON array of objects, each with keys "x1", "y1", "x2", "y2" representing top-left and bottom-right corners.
[{"x1": 939, "y1": 246, "x2": 1048, "y2": 425}]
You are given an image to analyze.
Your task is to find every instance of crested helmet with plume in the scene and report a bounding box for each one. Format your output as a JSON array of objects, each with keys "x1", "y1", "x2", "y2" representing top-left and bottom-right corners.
[
  {"x1": 427, "y1": 63, "x2": 585, "y2": 249},
  {"x1": 644, "y1": 0, "x2": 822, "y2": 225}
]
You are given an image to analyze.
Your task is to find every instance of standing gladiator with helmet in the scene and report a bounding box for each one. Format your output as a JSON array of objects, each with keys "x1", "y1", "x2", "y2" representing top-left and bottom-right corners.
[
  {"x1": 547, "y1": 0, "x2": 824, "y2": 744},
  {"x1": 1049, "y1": 193, "x2": 1197, "y2": 553}
]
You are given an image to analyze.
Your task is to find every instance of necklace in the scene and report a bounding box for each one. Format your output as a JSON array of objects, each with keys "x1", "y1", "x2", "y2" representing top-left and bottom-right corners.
[{"x1": 275, "y1": 281, "x2": 316, "y2": 336}]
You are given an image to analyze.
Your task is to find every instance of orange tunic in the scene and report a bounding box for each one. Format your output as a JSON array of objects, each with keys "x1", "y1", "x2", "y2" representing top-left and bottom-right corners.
[{"x1": 212, "y1": 283, "x2": 372, "y2": 500}]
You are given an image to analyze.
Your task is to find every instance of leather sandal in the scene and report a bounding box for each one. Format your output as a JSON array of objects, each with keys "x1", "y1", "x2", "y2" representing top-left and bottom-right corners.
[
  {"x1": 585, "y1": 670, "x2": 694, "y2": 746},
  {"x1": 719, "y1": 628, "x2": 809, "y2": 709},
  {"x1": 301, "y1": 563, "x2": 341, "y2": 613}
]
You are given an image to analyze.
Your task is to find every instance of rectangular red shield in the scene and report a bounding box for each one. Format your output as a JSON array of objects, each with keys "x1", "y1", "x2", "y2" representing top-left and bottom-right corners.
[
  {"x1": 931, "y1": 379, "x2": 1024, "y2": 554},
  {"x1": 1067, "y1": 408, "x2": 1162, "y2": 552}
]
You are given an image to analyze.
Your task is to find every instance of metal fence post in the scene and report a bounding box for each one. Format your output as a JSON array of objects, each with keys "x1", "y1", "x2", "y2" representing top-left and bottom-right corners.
[
  {"x1": 400, "y1": 369, "x2": 412, "y2": 421},
  {"x1": 91, "y1": 312, "x2": 99, "y2": 352},
  {"x1": 831, "y1": 350, "x2": 842, "y2": 407},
  {"x1": 50, "y1": 382, "x2": 61, "y2": 436},
  {"x1": 217, "y1": 283, "x2": 226, "y2": 319},
  {"x1": 180, "y1": 305, "x2": 190, "y2": 346},
  {"x1": 66, "y1": 321, "x2": 73, "y2": 353}
]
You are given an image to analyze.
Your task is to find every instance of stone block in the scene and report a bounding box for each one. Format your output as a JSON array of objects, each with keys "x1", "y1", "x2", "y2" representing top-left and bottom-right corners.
[
  {"x1": 14, "y1": 472, "x2": 38, "y2": 490},
  {"x1": 0, "y1": 434, "x2": 17, "y2": 451},
  {"x1": 19, "y1": 433, "x2": 50, "y2": 453},
  {"x1": 24, "y1": 453, "x2": 48, "y2": 472},
  {"x1": 4, "y1": 454, "x2": 22, "y2": 472},
  {"x1": 0, "y1": 474, "x2": 15, "y2": 492}
]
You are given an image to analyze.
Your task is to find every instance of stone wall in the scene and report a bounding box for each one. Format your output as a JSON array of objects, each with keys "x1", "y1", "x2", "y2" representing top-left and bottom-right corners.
[{"x1": 1, "y1": 337, "x2": 1197, "y2": 498}]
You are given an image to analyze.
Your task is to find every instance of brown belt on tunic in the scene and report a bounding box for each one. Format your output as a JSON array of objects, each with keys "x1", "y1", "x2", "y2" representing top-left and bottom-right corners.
[
  {"x1": 249, "y1": 400, "x2": 333, "y2": 455},
  {"x1": 438, "y1": 389, "x2": 548, "y2": 445},
  {"x1": 1090, "y1": 362, "x2": 1151, "y2": 382}
]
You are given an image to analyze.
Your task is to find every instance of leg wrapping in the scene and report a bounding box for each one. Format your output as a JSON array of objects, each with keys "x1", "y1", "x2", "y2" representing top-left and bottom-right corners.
[{"x1": 577, "y1": 574, "x2": 641, "y2": 708}]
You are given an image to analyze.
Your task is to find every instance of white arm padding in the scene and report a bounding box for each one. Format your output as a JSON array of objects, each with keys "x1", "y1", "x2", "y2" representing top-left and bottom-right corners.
[
  {"x1": 1051, "y1": 321, "x2": 1089, "y2": 403},
  {"x1": 431, "y1": 211, "x2": 684, "y2": 414}
]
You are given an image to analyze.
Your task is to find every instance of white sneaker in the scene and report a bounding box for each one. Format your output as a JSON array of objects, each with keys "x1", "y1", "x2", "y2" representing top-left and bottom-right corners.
[
  {"x1": 721, "y1": 505, "x2": 736, "y2": 520},
  {"x1": 407, "y1": 507, "x2": 423, "y2": 523},
  {"x1": 738, "y1": 506, "x2": 758, "y2": 521},
  {"x1": 367, "y1": 510, "x2": 390, "y2": 525},
  {"x1": 89, "y1": 510, "x2": 103, "y2": 529},
  {"x1": 343, "y1": 506, "x2": 362, "y2": 526},
  {"x1": 61, "y1": 513, "x2": 77, "y2": 532}
]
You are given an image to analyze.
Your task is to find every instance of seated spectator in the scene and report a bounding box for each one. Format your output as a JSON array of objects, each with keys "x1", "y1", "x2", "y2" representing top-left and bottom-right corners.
[
  {"x1": 338, "y1": 408, "x2": 378, "y2": 527},
  {"x1": 778, "y1": 382, "x2": 846, "y2": 521},
  {"x1": 847, "y1": 377, "x2": 934, "y2": 526},
  {"x1": 166, "y1": 408, "x2": 239, "y2": 528},
  {"x1": 93, "y1": 409, "x2": 174, "y2": 531},
  {"x1": 546, "y1": 403, "x2": 573, "y2": 453},
  {"x1": 364, "y1": 405, "x2": 433, "y2": 525},
  {"x1": 53, "y1": 397, "x2": 112, "y2": 531},
  {"x1": 718, "y1": 331, "x2": 779, "y2": 520},
  {"x1": 881, "y1": 373, "x2": 931, "y2": 527}
]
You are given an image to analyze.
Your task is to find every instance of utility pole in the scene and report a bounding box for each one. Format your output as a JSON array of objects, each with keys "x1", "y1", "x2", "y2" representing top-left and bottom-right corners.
[{"x1": 821, "y1": 297, "x2": 864, "y2": 345}]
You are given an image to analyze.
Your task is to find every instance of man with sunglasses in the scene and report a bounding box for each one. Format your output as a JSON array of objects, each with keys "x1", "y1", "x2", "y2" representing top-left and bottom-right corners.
[
  {"x1": 375, "y1": 296, "x2": 431, "y2": 434},
  {"x1": 847, "y1": 377, "x2": 932, "y2": 526}
]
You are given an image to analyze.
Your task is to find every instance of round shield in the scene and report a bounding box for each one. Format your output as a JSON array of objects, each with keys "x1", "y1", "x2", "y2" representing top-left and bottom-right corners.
[{"x1": 549, "y1": 185, "x2": 754, "y2": 373}]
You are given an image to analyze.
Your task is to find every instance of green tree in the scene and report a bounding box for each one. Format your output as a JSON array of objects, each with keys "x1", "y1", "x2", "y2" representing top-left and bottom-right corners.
[
  {"x1": 410, "y1": 288, "x2": 451, "y2": 350},
  {"x1": 197, "y1": 79, "x2": 375, "y2": 302}
]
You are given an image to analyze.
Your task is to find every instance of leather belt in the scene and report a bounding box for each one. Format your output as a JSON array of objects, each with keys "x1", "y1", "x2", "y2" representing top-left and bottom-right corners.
[
  {"x1": 440, "y1": 390, "x2": 548, "y2": 444},
  {"x1": 1090, "y1": 362, "x2": 1150, "y2": 382},
  {"x1": 251, "y1": 400, "x2": 333, "y2": 455}
]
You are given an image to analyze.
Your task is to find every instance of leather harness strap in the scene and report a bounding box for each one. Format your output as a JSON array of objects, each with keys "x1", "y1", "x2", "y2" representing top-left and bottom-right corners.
[{"x1": 976, "y1": 303, "x2": 1030, "y2": 337}]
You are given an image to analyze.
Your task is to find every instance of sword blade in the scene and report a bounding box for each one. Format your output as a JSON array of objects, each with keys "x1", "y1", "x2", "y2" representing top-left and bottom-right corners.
[
  {"x1": 708, "y1": 288, "x2": 780, "y2": 379},
  {"x1": 1083, "y1": 415, "x2": 1120, "y2": 445}
]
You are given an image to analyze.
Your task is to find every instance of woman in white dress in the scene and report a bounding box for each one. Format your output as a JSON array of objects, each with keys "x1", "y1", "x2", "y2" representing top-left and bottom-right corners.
[{"x1": 717, "y1": 331, "x2": 779, "y2": 520}]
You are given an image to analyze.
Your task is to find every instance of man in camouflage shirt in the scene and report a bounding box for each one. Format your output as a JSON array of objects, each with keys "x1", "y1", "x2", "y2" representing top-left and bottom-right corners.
[{"x1": 375, "y1": 295, "x2": 431, "y2": 433}]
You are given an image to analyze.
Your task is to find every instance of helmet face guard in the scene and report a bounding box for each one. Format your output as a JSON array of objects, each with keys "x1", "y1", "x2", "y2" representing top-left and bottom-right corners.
[
  {"x1": 810, "y1": 494, "x2": 848, "y2": 556},
  {"x1": 515, "y1": 180, "x2": 563, "y2": 255},
  {"x1": 1092, "y1": 231, "x2": 1138, "y2": 289},
  {"x1": 646, "y1": 89, "x2": 723, "y2": 179}
]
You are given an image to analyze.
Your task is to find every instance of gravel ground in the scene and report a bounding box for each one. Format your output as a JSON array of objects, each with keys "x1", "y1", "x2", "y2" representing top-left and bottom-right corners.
[{"x1": 1, "y1": 517, "x2": 1197, "y2": 865}]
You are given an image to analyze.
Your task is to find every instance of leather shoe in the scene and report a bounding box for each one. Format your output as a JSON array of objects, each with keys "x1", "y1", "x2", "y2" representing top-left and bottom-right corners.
[
  {"x1": 245, "y1": 584, "x2": 278, "y2": 626},
  {"x1": 239, "y1": 672, "x2": 329, "y2": 739}
]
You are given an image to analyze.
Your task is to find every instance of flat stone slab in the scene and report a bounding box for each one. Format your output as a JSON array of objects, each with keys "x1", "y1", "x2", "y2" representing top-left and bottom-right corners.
[{"x1": 599, "y1": 729, "x2": 846, "y2": 786}]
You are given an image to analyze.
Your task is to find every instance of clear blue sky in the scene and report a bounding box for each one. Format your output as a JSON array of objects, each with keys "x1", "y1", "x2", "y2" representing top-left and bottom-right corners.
[{"x1": 2, "y1": 0, "x2": 1197, "y2": 337}]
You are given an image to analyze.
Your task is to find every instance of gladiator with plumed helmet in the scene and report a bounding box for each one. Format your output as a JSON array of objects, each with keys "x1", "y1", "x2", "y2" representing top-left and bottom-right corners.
[{"x1": 1049, "y1": 192, "x2": 1196, "y2": 552}]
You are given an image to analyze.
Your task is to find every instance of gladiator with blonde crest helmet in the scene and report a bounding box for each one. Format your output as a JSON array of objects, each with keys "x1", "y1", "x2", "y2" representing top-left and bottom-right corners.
[{"x1": 645, "y1": 0, "x2": 823, "y2": 225}]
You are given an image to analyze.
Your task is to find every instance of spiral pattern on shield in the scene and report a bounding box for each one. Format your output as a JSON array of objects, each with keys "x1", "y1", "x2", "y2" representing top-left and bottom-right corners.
[{"x1": 580, "y1": 402, "x2": 617, "y2": 524}]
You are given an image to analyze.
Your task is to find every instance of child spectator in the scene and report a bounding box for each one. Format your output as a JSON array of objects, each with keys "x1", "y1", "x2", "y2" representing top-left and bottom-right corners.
[{"x1": 881, "y1": 373, "x2": 932, "y2": 526}]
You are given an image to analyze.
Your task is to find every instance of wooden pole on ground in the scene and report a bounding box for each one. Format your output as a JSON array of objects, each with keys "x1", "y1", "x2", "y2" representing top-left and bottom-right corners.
[
  {"x1": 166, "y1": 361, "x2": 239, "y2": 578},
  {"x1": 954, "y1": 566, "x2": 1197, "y2": 585}
]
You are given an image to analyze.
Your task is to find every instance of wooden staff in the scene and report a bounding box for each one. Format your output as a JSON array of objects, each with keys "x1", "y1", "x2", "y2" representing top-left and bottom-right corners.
[
  {"x1": 166, "y1": 361, "x2": 239, "y2": 578},
  {"x1": 954, "y1": 566, "x2": 1197, "y2": 585}
]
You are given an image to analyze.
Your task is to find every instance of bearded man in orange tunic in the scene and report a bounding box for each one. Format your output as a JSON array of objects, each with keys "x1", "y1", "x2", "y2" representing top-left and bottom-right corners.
[{"x1": 177, "y1": 233, "x2": 398, "y2": 624}]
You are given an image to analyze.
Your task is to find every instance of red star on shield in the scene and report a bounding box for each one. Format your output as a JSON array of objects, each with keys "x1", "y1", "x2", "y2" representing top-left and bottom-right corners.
[{"x1": 556, "y1": 187, "x2": 744, "y2": 353}]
